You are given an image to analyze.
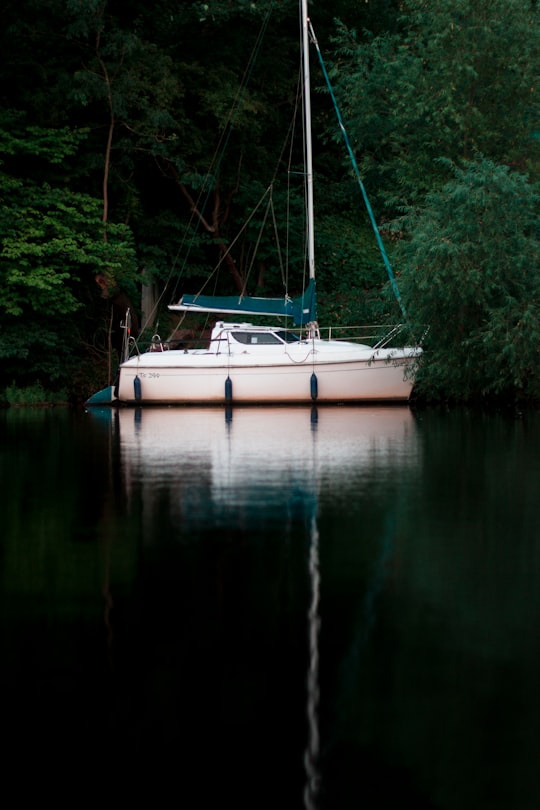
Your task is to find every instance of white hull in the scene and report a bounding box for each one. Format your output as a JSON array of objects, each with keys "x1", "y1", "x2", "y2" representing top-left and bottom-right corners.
[
  {"x1": 112, "y1": 327, "x2": 420, "y2": 404},
  {"x1": 116, "y1": 357, "x2": 415, "y2": 403}
]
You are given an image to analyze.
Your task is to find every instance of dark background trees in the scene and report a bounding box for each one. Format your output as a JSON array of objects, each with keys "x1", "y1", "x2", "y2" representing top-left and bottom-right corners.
[
  {"x1": 0, "y1": 0, "x2": 538, "y2": 403},
  {"x1": 330, "y1": 0, "x2": 540, "y2": 402}
]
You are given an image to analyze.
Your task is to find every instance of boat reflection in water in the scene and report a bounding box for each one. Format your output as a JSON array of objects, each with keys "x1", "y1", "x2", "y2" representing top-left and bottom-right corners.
[
  {"x1": 96, "y1": 405, "x2": 419, "y2": 808},
  {"x1": 112, "y1": 405, "x2": 418, "y2": 508}
]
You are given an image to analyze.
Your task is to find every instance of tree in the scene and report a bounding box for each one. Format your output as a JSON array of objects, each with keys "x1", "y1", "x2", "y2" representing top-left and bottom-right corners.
[
  {"x1": 329, "y1": 0, "x2": 540, "y2": 209},
  {"x1": 398, "y1": 158, "x2": 540, "y2": 402},
  {"x1": 0, "y1": 115, "x2": 136, "y2": 397},
  {"x1": 324, "y1": 0, "x2": 540, "y2": 401}
]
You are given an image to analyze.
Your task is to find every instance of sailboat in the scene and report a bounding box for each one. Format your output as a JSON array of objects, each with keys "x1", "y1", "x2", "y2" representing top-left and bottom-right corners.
[{"x1": 87, "y1": 0, "x2": 421, "y2": 407}]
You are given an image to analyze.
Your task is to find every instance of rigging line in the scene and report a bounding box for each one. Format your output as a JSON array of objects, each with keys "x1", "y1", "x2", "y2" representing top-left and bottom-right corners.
[
  {"x1": 268, "y1": 78, "x2": 301, "y2": 296},
  {"x1": 168, "y1": 4, "x2": 278, "y2": 302},
  {"x1": 271, "y1": 59, "x2": 308, "y2": 303},
  {"x1": 281, "y1": 78, "x2": 301, "y2": 296},
  {"x1": 190, "y1": 185, "x2": 276, "y2": 300},
  {"x1": 308, "y1": 20, "x2": 409, "y2": 323},
  {"x1": 290, "y1": 65, "x2": 312, "y2": 299},
  {"x1": 240, "y1": 190, "x2": 290, "y2": 302},
  {"x1": 266, "y1": 61, "x2": 306, "y2": 296},
  {"x1": 269, "y1": 195, "x2": 287, "y2": 291},
  {"x1": 240, "y1": 191, "x2": 274, "y2": 298}
]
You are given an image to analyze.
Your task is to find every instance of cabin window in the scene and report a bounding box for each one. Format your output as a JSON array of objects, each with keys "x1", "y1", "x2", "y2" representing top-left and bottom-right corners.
[
  {"x1": 275, "y1": 330, "x2": 300, "y2": 343},
  {"x1": 232, "y1": 332, "x2": 282, "y2": 345}
]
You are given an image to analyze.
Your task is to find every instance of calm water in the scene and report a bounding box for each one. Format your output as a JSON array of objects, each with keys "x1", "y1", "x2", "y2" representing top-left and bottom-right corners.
[{"x1": 1, "y1": 404, "x2": 540, "y2": 807}]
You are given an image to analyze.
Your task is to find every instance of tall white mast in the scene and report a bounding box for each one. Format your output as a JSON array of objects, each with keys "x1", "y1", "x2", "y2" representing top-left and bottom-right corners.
[{"x1": 301, "y1": 0, "x2": 315, "y2": 281}]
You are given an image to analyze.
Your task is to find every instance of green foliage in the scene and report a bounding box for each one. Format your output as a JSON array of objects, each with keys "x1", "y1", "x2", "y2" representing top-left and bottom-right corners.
[
  {"x1": 0, "y1": 111, "x2": 87, "y2": 163},
  {"x1": 1, "y1": 0, "x2": 539, "y2": 403},
  {"x1": 0, "y1": 317, "x2": 85, "y2": 405},
  {"x1": 330, "y1": 0, "x2": 540, "y2": 209},
  {"x1": 398, "y1": 158, "x2": 540, "y2": 402},
  {"x1": 0, "y1": 117, "x2": 137, "y2": 396},
  {"x1": 315, "y1": 212, "x2": 398, "y2": 325},
  {"x1": 0, "y1": 176, "x2": 134, "y2": 317},
  {"x1": 326, "y1": 0, "x2": 540, "y2": 401},
  {"x1": 5, "y1": 382, "x2": 68, "y2": 406}
]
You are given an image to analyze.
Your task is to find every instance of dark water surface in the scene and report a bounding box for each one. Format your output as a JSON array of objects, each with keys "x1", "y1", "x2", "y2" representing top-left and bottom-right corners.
[{"x1": 1, "y1": 405, "x2": 539, "y2": 808}]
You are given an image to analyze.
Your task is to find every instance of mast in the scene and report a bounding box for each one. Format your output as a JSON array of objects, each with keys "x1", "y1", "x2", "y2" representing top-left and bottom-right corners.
[{"x1": 301, "y1": 0, "x2": 315, "y2": 281}]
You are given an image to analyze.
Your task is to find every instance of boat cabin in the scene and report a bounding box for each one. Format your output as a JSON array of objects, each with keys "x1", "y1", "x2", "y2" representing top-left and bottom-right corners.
[{"x1": 209, "y1": 321, "x2": 302, "y2": 352}]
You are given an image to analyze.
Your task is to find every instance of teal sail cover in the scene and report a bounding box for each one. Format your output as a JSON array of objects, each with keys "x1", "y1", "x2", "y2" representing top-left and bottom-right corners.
[{"x1": 170, "y1": 279, "x2": 317, "y2": 326}]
